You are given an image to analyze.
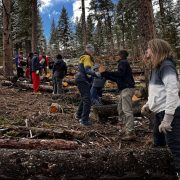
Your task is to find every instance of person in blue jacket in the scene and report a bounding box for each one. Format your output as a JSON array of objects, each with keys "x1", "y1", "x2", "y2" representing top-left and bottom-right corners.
[
  {"x1": 75, "y1": 44, "x2": 99, "y2": 126},
  {"x1": 100, "y1": 50, "x2": 135, "y2": 140}
]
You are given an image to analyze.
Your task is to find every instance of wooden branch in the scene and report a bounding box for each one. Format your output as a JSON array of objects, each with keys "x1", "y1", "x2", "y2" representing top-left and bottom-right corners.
[{"x1": 0, "y1": 125, "x2": 85, "y2": 140}]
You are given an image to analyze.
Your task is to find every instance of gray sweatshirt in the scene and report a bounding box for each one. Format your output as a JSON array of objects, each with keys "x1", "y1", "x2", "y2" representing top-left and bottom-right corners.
[{"x1": 146, "y1": 59, "x2": 180, "y2": 115}]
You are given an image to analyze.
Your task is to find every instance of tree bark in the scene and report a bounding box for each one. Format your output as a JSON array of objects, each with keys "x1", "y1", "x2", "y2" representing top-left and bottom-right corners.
[
  {"x1": 2, "y1": 0, "x2": 13, "y2": 77},
  {"x1": 0, "y1": 139, "x2": 78, "y2": 150},
  {"x1": 0, "y1": 148, "x2": 177, "y2": 179},
  {"x1": 137, "y1": 0, "x2": 156, "y2": 98}
]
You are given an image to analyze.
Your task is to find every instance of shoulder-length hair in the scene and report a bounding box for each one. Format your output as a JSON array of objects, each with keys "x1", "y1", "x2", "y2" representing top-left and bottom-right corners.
[{"x1": 148, "y1": 38, "x2": 174, "y2": 68}]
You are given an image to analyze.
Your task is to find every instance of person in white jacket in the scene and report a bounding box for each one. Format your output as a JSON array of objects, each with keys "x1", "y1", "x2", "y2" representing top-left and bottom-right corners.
[{"x1": 141, "y1": 39, "x2": 180, "y2": 176}]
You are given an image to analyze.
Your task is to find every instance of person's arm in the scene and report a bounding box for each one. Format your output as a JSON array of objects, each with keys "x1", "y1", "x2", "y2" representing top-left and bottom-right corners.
[
  {"x1": 159, "y1": 64, "x2": 179, "y2": 134},
  {"x1": 101, "y1": 61, "x2": 127, "y2": 79},
  {"x1": 160, "y1": 64, "x2": 179, "y2": 115}
]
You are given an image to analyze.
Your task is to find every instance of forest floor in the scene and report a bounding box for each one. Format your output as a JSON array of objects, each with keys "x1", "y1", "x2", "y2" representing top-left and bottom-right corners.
[{"x1": 0, "y1": 81, "x2": 153, "y2": 150}]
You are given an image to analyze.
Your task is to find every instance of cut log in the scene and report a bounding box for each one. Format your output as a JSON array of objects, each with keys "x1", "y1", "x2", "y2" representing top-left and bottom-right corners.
[
  {"x1": 63, "y1": 78, "x2": 76, "y2": 86},
  {"x1": 0, "y1": 148, "x2": 177, "y2": 179},
  {"x1": 0, "y1": 139, "x2": 78, "y2": 150},
  {"x1": 49, "y1": 103, "x2": 62, "y2": 113},
  {"x1": 92, "y1": 101, "x2": 144, "y2": 122}
]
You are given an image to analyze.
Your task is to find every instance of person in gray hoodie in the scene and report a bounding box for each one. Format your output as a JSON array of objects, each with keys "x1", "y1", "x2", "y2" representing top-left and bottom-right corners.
[
  {"x1": 52, "y1": 54, "x2": 67, "y2": 94},
  {"x1": 90, "y1": 64, "x2": 106, "y2": 105}
]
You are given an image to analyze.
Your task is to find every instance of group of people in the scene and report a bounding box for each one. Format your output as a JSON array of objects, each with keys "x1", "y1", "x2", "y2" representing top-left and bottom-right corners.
[
  {"x1": 75, "y1": 39, "x2": 180, "y2": 176},
  {"x1": 14, "y1": 38, "x2": 180, "y2": 176},
  {"x1": 15, "y1": 51, "x2": 67, "y2": 95}
]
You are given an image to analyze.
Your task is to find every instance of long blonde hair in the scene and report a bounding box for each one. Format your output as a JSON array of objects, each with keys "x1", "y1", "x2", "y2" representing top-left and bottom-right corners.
[{"x1": 148, "y1": 38, "x2": 174, "y2": 68}]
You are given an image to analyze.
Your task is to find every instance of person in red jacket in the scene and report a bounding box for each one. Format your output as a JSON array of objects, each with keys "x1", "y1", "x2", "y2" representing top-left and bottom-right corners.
[{"x1": 30, "y1": 52, "x2": 41, "y2": 94}]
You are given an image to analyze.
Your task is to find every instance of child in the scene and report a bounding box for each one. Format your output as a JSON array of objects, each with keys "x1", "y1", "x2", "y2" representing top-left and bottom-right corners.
[{"x1": 90, "y1": 64, "x2": 106, "y2": 105}]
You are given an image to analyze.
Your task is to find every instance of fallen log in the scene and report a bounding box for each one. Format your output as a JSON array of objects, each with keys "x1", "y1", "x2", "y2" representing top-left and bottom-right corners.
[
  {"x1": 0, "y1": 148, "x2": 177, "y2": 179},
  {"x1": 0, "y1": 138, "x2": 78, "y2": 150},
  {"x1": 63, "y1": 78, "x2": 76, "y2": 86},
  {"x1": 0, "y1": 125, "x2": 85, "y2": 140},
  {"x1": 92, "y1": 101, "x2": 144, "y2": 122}
]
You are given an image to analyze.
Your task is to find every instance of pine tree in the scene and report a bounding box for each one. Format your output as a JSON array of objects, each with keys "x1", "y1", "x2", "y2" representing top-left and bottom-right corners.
[
  {"x1": 37, "y1": 12, "x2": 46, "y2": 53},
  {"x1": 74, "y1": 17, "x2": 83, "y2": 54},
  {"x1": 89, "y1": 0, "x2": 115, "y2": 55},
  {"x1": 11, "y1": 0, "x2": 32, "y2": 53},
  {"x1": 0, "y1": 3, "x2": 3, "y2": 57},
  {"x1": 49, "y1": 18, "x2": 59, "y2": 56},
  {"x1": 81, "y1": 0, "x2": 87, "y2": 47},
  {"x1": 57, "y1": 6, "x2": 71, "y2": 54},
  {"x1": 86, "y1": 15, "x2": 94, "y2": 46},
  {"x1": 155, "y1": 0, "x2": 179, "y2": 50}
]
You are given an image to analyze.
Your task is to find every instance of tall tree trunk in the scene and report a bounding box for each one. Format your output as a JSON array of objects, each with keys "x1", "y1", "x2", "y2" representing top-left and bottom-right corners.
[
  {"x1": 107, "y1": 13, "x2": 115, "y2": 57},
  {"x1": 31, "y1": 0, "x2": 38, "y2": 52},
  {"x1": 137, "y1": 0, "x2": 156, "y2": 98},
  {"x1": 81, "y1": 0, "x2": 87, "y2": 47},
  {"x1": 2, "y1": 0, "x2": 13, "y2": 77},
  {"x1": 159, "y1": 0, "x2": 166, "y2": 38},
  {"x1": 138, "y1": 0, "x2": 156, "y2": 52}
]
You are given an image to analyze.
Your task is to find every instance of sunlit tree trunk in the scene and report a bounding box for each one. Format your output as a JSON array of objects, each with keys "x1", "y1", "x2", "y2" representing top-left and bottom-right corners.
[
  {"x1": 2, "y1": 0, "x2": 13, "y2": 77},
  {"x1": 138, "y1": 0, "x2": 156, "y2": 52},
  {"x1": 81, "y1": 0, "x2": 87, "y2": 47},
  {"x1": 137, "y1": 0, "x2": 156, "y2": 98},
  {"x1": 31, "y1": 0, "x2": 38, "y2": 52}
]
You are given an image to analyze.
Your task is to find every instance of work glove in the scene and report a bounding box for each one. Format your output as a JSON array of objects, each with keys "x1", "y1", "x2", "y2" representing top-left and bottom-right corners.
[
  {"x1": 36, "y1": 70, "x2": 39, "y2": 75},
  {"x1": 141, "y1": 104, "x2": 150, "y2": 115},
  {"x1": 159, "y1": 114, "x2": 173, "y2": 134}
]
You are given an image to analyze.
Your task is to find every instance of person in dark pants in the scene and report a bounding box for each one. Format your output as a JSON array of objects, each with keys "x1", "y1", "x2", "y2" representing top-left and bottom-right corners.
[
  {"x1": 16, "y1": 51, "x2": 24, "y2": 78},
  {"x1": 100, "y1": 50, "x2": 135, "y2": 141},
  {"x1": 52, "y1": 54, "x2": 67, "y2": 94},
  {"x1": 75, "y1": 44, "x2": 99, "y2": 126},
  {"x1": 141, "y1": 39, "x2": 180, "y2": 176}
]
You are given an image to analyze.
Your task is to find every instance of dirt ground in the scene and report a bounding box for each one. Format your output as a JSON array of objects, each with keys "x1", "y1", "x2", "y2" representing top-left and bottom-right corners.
[{"x1": 0, "y1": 82, "x2": 153, "y2": 150}]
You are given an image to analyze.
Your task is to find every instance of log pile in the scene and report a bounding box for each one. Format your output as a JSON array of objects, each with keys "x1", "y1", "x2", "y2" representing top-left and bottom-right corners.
[{"x1": 0, "y1": 148, "x2": 177, "y2": 179}]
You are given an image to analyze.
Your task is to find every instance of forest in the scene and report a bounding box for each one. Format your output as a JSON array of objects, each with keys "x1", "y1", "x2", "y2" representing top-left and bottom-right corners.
[{"x1": 0, "y1": 0, "x2": 180, "y2": 179}]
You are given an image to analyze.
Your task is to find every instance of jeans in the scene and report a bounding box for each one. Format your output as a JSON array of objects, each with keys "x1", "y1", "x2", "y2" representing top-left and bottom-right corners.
[
  {"x1": 90, "y1": 87, "x2": 103, "y2": 104},
  {"x1": 76, "y1": 80, "x2": 91, "y2": 121},
  {"x1": 53, "y1": 77, "x2": 63, "y2": 94},
  {"x1": 154, "y1": 106, "x2": 180, "y2": 173},
  {"x1": 117, "y1": 88, "x2": 135, "y2": 133}
]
